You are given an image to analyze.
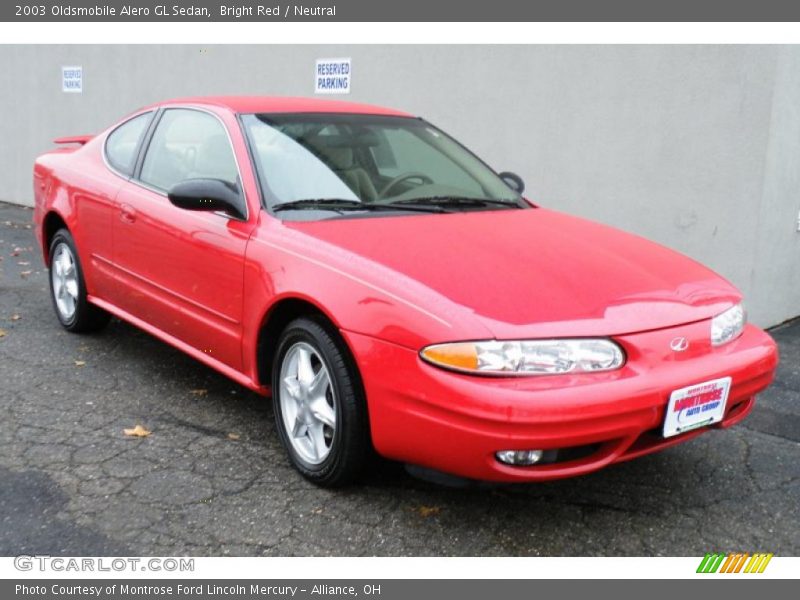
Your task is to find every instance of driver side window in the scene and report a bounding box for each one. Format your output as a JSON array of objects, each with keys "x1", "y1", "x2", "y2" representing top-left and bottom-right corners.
[{"x1": 140, "y1": 109, "x2": 238, "y2": 192}]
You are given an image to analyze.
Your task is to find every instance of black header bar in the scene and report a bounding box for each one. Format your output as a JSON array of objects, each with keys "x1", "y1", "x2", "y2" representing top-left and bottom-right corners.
[{"x1": 5, "y1": 0, "x2": 800, "y2": 22}]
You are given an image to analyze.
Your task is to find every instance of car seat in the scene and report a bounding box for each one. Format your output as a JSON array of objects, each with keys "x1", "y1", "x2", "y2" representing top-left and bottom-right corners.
[{"x1": 306, "y1": 137, "x2": 378, "y2": 201}]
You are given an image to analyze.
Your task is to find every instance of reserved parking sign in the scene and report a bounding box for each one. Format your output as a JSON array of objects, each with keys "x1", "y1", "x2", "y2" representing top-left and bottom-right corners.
[
  {"x1": 315, "y1": 58, "x2": 351, "y2": 94},
  {"x1": 62, "y1": 66, "x2": 83, "y2": 93}
]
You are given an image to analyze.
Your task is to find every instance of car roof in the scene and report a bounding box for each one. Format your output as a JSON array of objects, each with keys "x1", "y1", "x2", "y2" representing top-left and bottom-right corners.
[{"x1": 149, "y1": 96, "x2": 413, "y2": 117}]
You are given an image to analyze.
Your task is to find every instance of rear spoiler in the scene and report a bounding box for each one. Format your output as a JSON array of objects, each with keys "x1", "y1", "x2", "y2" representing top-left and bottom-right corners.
[{"x1": 53, "y1": 134, "x2": 94, "y2": 146}]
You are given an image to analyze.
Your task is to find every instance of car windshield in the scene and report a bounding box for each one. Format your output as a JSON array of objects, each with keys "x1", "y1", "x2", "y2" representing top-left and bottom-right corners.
[{"x1": 240, "y1": 113, "x2": 526, "y2": 218}]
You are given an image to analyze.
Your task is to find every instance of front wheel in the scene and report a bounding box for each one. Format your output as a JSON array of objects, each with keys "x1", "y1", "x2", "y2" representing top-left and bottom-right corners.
[
  {"x1": 48, "y1": 229, "x2": 110, "y2": 333},
  {"x1": 272, "y1": 317, "x2": 371, "y2": 487}
]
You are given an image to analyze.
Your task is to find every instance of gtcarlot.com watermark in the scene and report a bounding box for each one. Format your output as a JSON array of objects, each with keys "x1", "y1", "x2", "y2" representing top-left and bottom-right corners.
[{"x1": 14, "y1": 555, "x2": 195, "y2": 573}]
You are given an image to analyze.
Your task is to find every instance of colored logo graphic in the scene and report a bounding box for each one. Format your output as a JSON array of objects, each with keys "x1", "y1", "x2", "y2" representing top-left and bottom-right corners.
[{"x1": 697, "y1": 553, "x2": 774, "y2": 573}]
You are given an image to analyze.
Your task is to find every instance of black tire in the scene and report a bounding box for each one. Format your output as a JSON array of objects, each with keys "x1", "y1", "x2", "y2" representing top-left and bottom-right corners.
[
  {"x1": 48, "y1": 229, "x2": 111, "y2": 333},
  {"x1": 272, "y1": 316, "x2": 371, "y2": 487}
]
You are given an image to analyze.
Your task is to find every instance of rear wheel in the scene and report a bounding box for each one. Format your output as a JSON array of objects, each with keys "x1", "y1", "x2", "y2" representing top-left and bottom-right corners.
[
  {"x1": 48, "y1": 229, "x2": 110, "y2": 333},
  {"x1": 272, "y1": 316, "x2": 371, "y2": 487}
]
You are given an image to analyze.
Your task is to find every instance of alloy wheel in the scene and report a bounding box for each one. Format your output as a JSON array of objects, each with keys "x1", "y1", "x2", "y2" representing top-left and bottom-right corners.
[
  {"x1": 279, "y1": 341, "x2": 337, "y2": 464},
  {"x1": 51, "y1": 242, "x2": 79, "y2": 321}
]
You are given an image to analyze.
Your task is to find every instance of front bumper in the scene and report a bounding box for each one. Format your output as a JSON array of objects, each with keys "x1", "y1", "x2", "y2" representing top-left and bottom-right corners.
[{"x1": 343, "y1": 322, "x2": 778, "y2": 482}]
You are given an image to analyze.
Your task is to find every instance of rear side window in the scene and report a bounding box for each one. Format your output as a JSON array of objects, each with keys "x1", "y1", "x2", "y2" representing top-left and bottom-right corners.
[
  {"x1": 139, "y1": 109, "x2": 239, "y2": 192},
  {"x1": 104, "y1": 112, "x2": 152, "y2": 176}
]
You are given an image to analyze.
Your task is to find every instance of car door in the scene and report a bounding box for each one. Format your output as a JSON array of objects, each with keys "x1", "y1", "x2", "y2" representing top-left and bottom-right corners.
[
  {"x1": 74, "y1": 111, "x2": 153, "y2": 301},
  {"x1": 111, "y1": 107, "x2": 255, "y2": 371}
]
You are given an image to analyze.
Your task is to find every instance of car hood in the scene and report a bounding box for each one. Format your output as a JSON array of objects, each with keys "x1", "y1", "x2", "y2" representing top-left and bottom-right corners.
[{"x1": 286, "y1": 207, "x2": 741, "y2": 339}]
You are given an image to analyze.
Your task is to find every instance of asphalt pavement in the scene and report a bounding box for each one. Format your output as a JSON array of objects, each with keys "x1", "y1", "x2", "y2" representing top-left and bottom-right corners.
[{"x1": 0, "y1": 201, "x2": 798, "y2": 556}]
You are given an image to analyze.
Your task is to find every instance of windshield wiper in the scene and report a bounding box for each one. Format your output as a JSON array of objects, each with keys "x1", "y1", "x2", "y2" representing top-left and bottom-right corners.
[
  {"x1": 272, "y1": 198, "x2": 447, "y2": 213},
  {"x1": 273, "y1": 199, "x2": 361, "y2": 212},
  {"x1": 386, "y1": 196, "x2": 522, "y2": 209}
]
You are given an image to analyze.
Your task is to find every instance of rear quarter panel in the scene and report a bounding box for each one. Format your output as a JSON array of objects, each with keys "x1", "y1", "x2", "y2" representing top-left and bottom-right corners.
[{"x1": 33, "y1": 138, "x2": 126, "y2": 298}]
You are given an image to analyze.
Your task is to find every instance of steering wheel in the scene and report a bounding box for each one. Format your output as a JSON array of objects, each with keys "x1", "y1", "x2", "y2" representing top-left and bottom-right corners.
[{"x1": 378, "y1": 172, "x2": 434, "y2": 199}]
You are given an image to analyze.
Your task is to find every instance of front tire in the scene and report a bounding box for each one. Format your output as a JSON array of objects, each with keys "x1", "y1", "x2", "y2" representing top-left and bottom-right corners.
[
  {"x1": 272, "y1": 316, "x2": 370, "y2": 487},
  {"x1": 48, "y1": 229, "x2": 110, "y2": 333}
]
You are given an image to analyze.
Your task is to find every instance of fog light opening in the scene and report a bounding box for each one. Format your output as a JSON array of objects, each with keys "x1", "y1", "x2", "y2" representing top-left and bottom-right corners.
[{"x1": 495, "y1": 449, "x2": 544, "y2": 466}]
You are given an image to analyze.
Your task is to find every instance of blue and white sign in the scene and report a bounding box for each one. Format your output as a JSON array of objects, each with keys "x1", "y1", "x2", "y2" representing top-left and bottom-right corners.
[
  {"x1": 62, "y1": 66, "x2": 83, "y2": 93},
  {"x1": 315, "y1": 58, "x2": 351, "y2": 95}
]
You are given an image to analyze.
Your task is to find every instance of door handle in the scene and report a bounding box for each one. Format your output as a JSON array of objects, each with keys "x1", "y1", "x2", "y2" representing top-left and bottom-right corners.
[{"x1": 120, "y1": 203, "x2": 137, "y2": 224}]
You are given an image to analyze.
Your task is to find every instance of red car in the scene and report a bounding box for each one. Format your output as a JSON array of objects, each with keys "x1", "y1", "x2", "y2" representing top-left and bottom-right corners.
[{"x1": 33, "y1": 97, "x2": 778, "y2": 486}]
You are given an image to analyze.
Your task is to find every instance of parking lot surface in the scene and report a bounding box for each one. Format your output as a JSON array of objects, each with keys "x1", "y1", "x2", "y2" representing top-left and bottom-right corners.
[{"x1": 0, "y1": 201, "x2": 798, "y2": 556}]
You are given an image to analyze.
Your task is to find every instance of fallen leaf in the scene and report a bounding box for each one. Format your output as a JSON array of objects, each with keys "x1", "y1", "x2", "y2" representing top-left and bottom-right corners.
[
  {"x1": 189, "y1": 388, "x2": 208, "y2": 396},
  {"x1": 415, "y1": 505, "x2": 442, "y2": 518},
  {"x1": 227, "y1": 432, "x2": 240, "y2": 441},
  {"x1": 19, "y1": 270, "x2": 32, "y2": 278},
  {"x1": 0, "y1": 329, "x2": 6, "y2": 338},
  {"x1": 123, "y1": 424, "x2": 152, "y2": 438},
  {"x1": 10, "y1": 314, "x2": 20, "y2": 321},
  {"x1": 74, "y1": 360, "x2": 86, "y2": 367},
  {"x1": 17, "y1": 261, "x2": 30, "y2": 266}
]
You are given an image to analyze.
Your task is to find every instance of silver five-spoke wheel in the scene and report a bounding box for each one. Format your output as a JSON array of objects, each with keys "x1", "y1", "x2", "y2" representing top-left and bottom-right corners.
[
  {"x1": 51, "y1": 242, "x2": 79, "y2": 321},
  {"x1": 279, "y1": 341, "x2": 337, "y2": 465}
]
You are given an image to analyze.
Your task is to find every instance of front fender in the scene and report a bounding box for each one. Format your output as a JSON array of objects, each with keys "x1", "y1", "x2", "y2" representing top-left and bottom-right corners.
[{"x1": 241, "y1": 219, "x2": 494, "y2": 381}]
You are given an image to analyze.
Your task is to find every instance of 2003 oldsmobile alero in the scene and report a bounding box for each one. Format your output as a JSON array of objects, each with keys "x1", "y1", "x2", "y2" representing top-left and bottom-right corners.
[{"x1": 33, "y1": 97, "x2": 778, "y2": 486}]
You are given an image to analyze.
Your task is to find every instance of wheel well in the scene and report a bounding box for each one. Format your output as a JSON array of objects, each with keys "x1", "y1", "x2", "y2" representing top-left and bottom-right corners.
[
  {"x1": 256, "y1": 298, "x2": 333, "y2": 388},
  {"x1": 42, "y1": 211, "x2": 68, "y2": 264}
]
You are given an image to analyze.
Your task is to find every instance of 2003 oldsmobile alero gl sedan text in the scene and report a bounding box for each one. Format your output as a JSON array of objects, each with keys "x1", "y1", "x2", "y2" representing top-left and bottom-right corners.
[{"x1": 32, "y1": 97, "x2": 779, "y2": 486}]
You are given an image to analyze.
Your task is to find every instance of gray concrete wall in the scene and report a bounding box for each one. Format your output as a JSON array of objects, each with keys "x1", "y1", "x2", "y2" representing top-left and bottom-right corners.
[{"x1": 1, "y1": 45, "x2": 798, "y2": 327}]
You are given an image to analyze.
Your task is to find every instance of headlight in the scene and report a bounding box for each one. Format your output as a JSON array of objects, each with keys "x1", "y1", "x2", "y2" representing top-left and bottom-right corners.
[
  {"x1": 711, "y1": 303, "x2": 746, "y2": 346},
  {"x1": 420, "y1": 339, "x2": 625, "y2": 376}
]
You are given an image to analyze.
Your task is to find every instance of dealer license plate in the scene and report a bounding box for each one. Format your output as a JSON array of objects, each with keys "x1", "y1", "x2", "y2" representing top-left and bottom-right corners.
[{"x1": 662, "y1": 376, "x2": 731, "y2": 438}]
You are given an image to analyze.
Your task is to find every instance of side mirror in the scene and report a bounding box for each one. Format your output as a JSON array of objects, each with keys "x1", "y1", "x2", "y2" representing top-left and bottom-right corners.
[
  {"x1": 167, "y1": 179, "x2": 246, "y2": 220},
  {"x1": 498, "y1": 171, "x2": 525, "y2": 194}
]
